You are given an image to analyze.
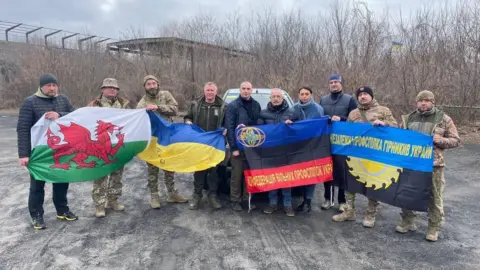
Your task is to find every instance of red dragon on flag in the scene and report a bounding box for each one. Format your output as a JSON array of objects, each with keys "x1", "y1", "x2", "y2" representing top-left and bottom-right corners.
[{"x1": 46, "y1": 120, "x2": 125, "y2": 170}]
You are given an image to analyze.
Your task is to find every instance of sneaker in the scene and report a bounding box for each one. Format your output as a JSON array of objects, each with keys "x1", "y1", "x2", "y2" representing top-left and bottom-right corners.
[
  {"x1": 188, "y1": 193, "x2": 202, "y2": 210},
  {"x1": 284, "y1": 206, "x2": 295, "y2": 217},
  {"x1": 57, "y1": 211, "x2": 78, "y2": 221},
  {"x1": 321, "y1": 200, "x2": 333, "y2": 210},
  {"x1": 31, "y1": 214, "x2": 46, "y2": 230},
  {"x1": 263, "y1": 204, "x2": 278, "y2": 214}
]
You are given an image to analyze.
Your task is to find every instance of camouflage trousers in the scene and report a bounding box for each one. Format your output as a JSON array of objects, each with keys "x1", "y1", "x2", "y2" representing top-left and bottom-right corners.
[
  {"x1": 401, "y1": 167, "x2": 445, "y2": 229},
  {"x1": 147, "y1": 163, "x2": 175, "y2": 193},
  {"x1": 345, "y1": 191, "x2": 379, "y2": 215},
  {"x1": 92, "y1": 167, "x2": 124, "y2": 206}
]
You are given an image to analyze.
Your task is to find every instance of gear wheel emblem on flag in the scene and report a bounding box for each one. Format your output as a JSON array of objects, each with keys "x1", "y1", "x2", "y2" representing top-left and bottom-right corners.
[{"x1": 346, "y1": 156, "x2": 403, "y2": 190}]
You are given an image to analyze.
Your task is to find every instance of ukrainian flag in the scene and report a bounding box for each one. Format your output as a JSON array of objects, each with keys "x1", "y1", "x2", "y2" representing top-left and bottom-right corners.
[
  {"x1": 391, "y1": 41, "x2": 403, "y2": 51},
  {"x1": 137, "y1": 111, "x2": 226, "y2": 172}
]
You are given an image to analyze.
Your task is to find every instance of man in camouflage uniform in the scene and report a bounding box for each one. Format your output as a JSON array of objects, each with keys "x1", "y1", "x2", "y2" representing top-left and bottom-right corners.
[
  {"x1": 184, "y1": 82, "x2": 226, "y2": 210},
  {"x1": 332, "y1": 86, "x2": 398, "y2": 228},
  {"x1": 87, "y1": 78, "x2": 130, "y2": 217},
  {"x1": 136, "y1": 75, "x2": 188, "y2": 208},
  {"x1": 395, "y1": 90, "x2": 460, "y2": 242}
]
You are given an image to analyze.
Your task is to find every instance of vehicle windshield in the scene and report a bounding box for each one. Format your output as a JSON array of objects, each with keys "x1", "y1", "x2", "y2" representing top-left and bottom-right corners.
[{"x1": 224, "y1": 93, "x2": 292, "y2": 109}]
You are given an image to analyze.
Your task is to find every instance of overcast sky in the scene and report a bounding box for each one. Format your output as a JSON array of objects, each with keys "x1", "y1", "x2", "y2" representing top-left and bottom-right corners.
[{"x1": 0, "y1": 0, "x2": 456, "y2": 41}]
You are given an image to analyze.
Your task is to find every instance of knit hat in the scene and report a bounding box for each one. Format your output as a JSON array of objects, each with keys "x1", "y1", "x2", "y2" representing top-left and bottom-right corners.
[
  {"x1": 143, "y1": 75, "x2": 159, "y2": 86},
  {"x1": 329, "y1": 74, "x2": 343, "y2": 84},
  {"x1": 101, "y1": 78, "x2": 119, "y2": 89},
  {"x1": 416, "y1": 90, "x2": 435, "y2": 103},
  {"x1": 356, "y1": 86, "x2": 374, "y2": 99},
  {"x1": 39, "y1": 73, "x2": 58, "y2": 88}
]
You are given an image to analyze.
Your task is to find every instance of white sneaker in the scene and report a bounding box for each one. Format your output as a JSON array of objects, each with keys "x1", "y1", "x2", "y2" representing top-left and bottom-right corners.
[{"x1": 321, "y1": 201, "x2": 333, "y2": 210}]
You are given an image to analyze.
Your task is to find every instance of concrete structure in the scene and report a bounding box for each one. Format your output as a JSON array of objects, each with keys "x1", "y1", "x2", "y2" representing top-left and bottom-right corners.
[{"x1": 106, "y1": 37, "x2": 255, "y2": 59}]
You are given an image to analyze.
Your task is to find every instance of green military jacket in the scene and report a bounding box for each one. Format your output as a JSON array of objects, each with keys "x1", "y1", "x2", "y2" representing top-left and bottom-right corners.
[
  {"x1": 184, "y1": 95, "x2": 226, "y2": 132},
  {"x1": 136, "y1": 90, "x2": 178, "y2": 122},
  {"x1": 87, "y1": 94, "x2": 130, "y2": 109},
  {"x1": 401, "y1": 107, "x2": 461, "y2": 167}
]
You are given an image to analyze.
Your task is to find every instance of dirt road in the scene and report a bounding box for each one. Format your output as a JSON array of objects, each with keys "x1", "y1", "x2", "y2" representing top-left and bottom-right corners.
[{"x1": 1, "y1": 114, "x2": 479, "y2": 270}]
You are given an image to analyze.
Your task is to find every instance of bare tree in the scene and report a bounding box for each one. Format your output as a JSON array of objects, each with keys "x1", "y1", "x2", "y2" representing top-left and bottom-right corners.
[{"x1": 1, "y1": 0, "x2": 479, "y2": 122}]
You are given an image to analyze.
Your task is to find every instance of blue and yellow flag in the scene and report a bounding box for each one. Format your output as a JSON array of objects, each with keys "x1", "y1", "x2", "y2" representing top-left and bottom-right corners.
[
  {"x1": 330, "y1": 121, "x2": 434, "y2": 212},
  {"x1": 137, "y1": 111, "x2": 226, "y2": 172},
  {"x1": 391, "y1": 41, "x2": 403, "y2": 51}
]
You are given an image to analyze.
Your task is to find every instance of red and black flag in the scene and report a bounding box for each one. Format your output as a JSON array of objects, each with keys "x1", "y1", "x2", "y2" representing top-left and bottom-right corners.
[{"x1": 235, "y1": 117, "x2": 333, "y2": 193}]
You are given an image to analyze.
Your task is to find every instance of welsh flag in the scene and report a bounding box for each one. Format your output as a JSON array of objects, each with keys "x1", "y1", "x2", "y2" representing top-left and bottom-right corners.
[{"x1": 28, "y1": 107, "x2": 151, "y2": 183}]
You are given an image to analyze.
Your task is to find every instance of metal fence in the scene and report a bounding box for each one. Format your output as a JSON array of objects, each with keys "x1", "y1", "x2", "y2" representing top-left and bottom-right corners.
[{"x1": 0, "y1": 20, "x2": 117, "y2": 51}]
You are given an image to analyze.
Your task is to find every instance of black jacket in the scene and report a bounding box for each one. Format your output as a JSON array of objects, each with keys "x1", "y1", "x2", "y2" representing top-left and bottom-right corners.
[
  {"x1": 17, "y1": 93, "x2": 75, "y2": 158},
  {"x1": 225, "y1": 95, "x2": 261, "y2": 151},
  {"x1": 257, "y1": 100, "x2": 298, "y2": 125}
]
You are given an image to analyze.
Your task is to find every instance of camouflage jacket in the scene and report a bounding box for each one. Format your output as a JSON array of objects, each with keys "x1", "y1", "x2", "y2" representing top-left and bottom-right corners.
[
  {"x1": 347, "y1": 99, "x2": 398, "y2": 127},
  {"x1": 87, "y1": 95, "x2": 130, "y2": 109},
  {"x1": 136, "y1": 91, "x2": 178, "y2": 122},
  {"x1": 401, "y1": 108, "x2": 461, "y2": 167}
]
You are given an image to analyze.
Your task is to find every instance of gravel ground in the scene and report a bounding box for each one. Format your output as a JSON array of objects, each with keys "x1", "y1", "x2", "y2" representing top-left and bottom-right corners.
[{"x1": 0, "y1": 113, "x2": 479, "y2": 270}]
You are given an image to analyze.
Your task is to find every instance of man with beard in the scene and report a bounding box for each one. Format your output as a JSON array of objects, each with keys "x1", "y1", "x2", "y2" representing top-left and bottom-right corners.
[
  {"x1": 136, "y1": 75, "x2": 188, "y2": 208},
  {"x1": 87, "y1": 78, "x2": 130, "y2": 217},
  {"x1": 184, "y1": 82, "x2": 226, "y2": 210},
  {"x1": 17, "y1": 73, "x2": 78, "y2": 230},
  {"x1": 319, "y1": 74, "x2": 357, "y2": 212},
  {"x1": 395, "y1": 90, "x2": 460, "y2": 241},
  {"x1": 258, "y1": 89, "x2": 298, "y2": 216},
  {"x1": 332, "y1": 86, "x2": 398, "y2": 228}
]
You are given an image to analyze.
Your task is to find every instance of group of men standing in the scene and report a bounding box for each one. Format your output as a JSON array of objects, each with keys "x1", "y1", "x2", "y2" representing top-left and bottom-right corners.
[
  {"x1": 17, "y1": 72, "x2": 460, "y2": 242},
  {"x1": 17, "y1": 74, "x2": 190, "y2": 230}
]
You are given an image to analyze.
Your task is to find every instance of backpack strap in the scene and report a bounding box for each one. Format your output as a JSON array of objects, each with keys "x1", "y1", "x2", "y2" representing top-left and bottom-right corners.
[{"x1": 359, "y1": 109, "x2": 368, "y2": 122}]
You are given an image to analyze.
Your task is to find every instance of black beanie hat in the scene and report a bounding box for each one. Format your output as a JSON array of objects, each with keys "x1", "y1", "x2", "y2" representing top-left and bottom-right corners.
[
  {"x1": 356, "y1": 86, "x2": 374, "y2": 99},
  {"x1": 39, "y1": 73, "x2": 58, "y2": 88}
]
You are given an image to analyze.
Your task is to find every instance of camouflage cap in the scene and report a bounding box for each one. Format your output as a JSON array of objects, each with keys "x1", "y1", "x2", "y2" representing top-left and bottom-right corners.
[
  {"x1": 143, "y1": 75, "x2": 159, "y2": 85},
  {"x1": 101, "y1": 78, "x2": 119, "y2": 89},
  {"x1": 416, "y1": 90, "x2": 435, "y2": 102}
]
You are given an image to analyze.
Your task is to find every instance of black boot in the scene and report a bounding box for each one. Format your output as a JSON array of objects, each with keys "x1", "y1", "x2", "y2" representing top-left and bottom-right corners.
[{"x1": 297, "y1": 199, "x2": 311, "y2": 213}]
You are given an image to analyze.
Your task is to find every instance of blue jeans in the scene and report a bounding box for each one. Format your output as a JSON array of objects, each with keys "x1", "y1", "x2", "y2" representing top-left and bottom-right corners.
[
  {"x1": 269, "y1": 188, "x2": 292, "y2": 206},
  {"x1": 304, "y1": 184, "x2": 316, "y2": 200}
]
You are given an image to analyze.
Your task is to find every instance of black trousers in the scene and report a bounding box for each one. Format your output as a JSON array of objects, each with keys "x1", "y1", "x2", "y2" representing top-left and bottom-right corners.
[
  {"x1": 193, "y1": 167, "x2": 219, "y2": 196},
  {"x1": 323, "y1": 181, "x2": 346, "y2": 204},
  {"x1": 28, "y1": 175, "x2": 70, "y2": 217}
]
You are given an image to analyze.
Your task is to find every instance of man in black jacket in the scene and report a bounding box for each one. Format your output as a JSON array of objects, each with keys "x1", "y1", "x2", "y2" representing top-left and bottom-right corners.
[
  {"x1": 17, "y1": 74, "x2": 78, "y2": 230},
  {"x1": 184, "y1": 82, "x2": 226, "y2": 210},
  {"x1": 319, "y1": 74, "x2": 357, "y2": 212},
  {"x1": 258, "y1": 89, "x2": 298, "y2": 216},
  {"x1": 225, "y1": 81, "x2": 261, "y2": 211}
]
